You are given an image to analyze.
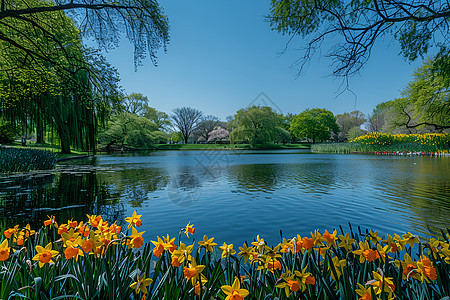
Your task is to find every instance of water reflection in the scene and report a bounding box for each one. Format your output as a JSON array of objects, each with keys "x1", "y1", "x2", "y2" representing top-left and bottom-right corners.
[
  {"x1": 167, "y1": 167, "x2": 202, "y2": 207},
  {"x1": 0, "y1": 167, "x2": 125, "y2": 228},
  {"x1": 0, "y1": 152, "x2": 449, "y2": 243},
  {"x1": 99, "y1": 167, "x2": 170, "y2": 207},
  {"x1": 370, "y1": 157, "x2": 450, "y2": 236},
  {"x1": 226, "y1": 160, "x2": 339, "y2": 195},
  {"x1": 227, "y1": 164, "x2": 280, "y2": 193}
]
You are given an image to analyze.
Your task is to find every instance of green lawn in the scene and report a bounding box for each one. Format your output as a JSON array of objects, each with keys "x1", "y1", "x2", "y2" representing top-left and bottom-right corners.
[
  {"x1": 4, "y1": 142, "x2": 310, "y2": 160},
  {"x1": 153, "y1": 143, "x2": 310, "y2": 150}
]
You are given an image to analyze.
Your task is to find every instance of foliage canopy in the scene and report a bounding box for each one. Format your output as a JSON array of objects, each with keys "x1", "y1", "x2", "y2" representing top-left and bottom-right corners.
[{"x1": 268, "y1": 0, "x2": 450, "y2": 77}]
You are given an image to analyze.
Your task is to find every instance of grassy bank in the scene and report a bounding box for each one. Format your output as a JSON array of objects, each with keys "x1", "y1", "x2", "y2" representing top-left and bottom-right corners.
[
  {"x1": 312, "y1": 133, "x2": 450, "y2": 154},
  {"x1": 154, "y1": 143, "x2": 310, "y2": 150},
  {"x1": 5, "y1": 142, "x2": 90, "y2": 160},
  {"x1": 1, "y1": 213, "x2": 448, "y2": 299}
]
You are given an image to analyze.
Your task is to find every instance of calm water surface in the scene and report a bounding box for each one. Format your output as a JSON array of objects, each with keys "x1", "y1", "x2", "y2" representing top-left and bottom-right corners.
[{"x1": 1, "y1": 150, "x2": 449, "y2": 245}]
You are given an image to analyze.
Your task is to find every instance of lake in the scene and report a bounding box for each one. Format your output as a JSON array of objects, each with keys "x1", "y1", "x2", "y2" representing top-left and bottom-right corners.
[{"x1": 1, "y1": 149, "x2": 449, "y2": 245}]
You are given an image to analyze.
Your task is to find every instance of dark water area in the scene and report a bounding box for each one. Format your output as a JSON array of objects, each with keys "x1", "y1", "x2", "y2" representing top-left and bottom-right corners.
[{"x1": 1, "y1": 149, "x2": 449, "y2": 245}]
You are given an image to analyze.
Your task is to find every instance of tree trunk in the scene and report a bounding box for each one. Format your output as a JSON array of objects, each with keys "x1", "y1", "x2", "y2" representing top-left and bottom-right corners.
[{"x1": 58, "y1": 125, "x2": 71, "y2": 154}]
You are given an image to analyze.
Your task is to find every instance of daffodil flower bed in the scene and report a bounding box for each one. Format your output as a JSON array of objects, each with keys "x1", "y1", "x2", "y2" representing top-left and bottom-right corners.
[
  {"x1": 312, "y1": 132, "x2": 450, "y2": 154},
  {"x1": 1, "y1": 213, "x2": 449, "y2": 299}
]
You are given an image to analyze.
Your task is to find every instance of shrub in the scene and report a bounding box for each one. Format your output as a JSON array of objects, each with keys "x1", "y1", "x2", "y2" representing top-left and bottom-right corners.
[{"x1": 0, "y1": 122, "x2": 16, "y2": 144}]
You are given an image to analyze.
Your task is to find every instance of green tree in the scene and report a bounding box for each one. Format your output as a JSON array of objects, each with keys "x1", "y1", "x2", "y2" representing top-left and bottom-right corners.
[
  {"x1": 290, "y1": 108, "x2": 340, "y2": 143},
  {"x1": 98, "y1": 113, "x2": 167, "y2": 149},
  {"x1": 400, "y1": 58, "x2": 450, "y2": 130},
  {"x1": 117, "y1": 93, "x2": 149, "y2": 116},
  {"x1": 0, "y1": 0, "x2": 169, "y2": 74},
  {"x1": 268, "y1": 0, "x2": 450, "y2": 77},
  {"x1": 347, "y1": 126, "x2": 366, "y2": 141},
  {"x1": 143, "y1": 107, "x2": 170, "y2": 131},
  {"x1": 373, "y1": 57, "x2": 450, "y2": 133},
  {"x1": 0, "y1": 3, "x2": 119, "y2": 153},
  {"x1": 229, "y1": 106, "x2": 287, "y2": 147},
  {"x1": 335, "y1": 110, "x2": 367, "y2": 141}
]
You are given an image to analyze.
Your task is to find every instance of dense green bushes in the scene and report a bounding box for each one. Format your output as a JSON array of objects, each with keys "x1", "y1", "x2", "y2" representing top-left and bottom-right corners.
[{"x1": 0, "y1": 122, "x2": 16, "y2": 144}]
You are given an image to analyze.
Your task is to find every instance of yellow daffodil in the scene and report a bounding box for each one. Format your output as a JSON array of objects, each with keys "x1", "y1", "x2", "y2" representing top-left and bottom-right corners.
[
  {"x1": 311, "y1": 229, "x2": 325, "y2": 246},
  {"x1": 221, "y1": 278, "x2": 249, "y2": 300},
  {"x1": 64, "y1": 237, "x2": 84, "y2": 261},
  {"x1": 366, "y1": 230, "x2": 382, "y2": 245},
  {"x1": 44, "y1": 215, "x2": 58, "y2": 227},
  {"x1": 162, "y1": 234, "x2": 177, "y2": 253},
  {"x1": 151, "y1": 236, "x2": 165, "y2": 257},
  {"x1": 183, "y1": 222, "x2": 195, "y2": 238},
  {"x1": 129, "y1": 226, "x2": 145, "y2": 249},
  {"x1": 183, "y1": 259, "x2": 205, "y2": 284},
  {"x1": 251, "y1": 235, "x2": 266, "y2": 253},
  {"x1": 367, "y1": 270, "x2": 395, "y2": 298},
  {"x1": 32, "y1": 243, "x2": 59, "y2": 268},
  {"x1": 293, "y1": 266, "x2": 316, "y2": 292},
  {"x1": 0, "y1": 239, "x2": 11, "y2": 261},
  {"x1": 61, "y1": 228, "x2": 80, "y2": 247},
  {"x1": 172, "y1": 242, "x2": 194, "y2": 264},
  {"x1": 275, "y1": 270, "x2": 297, "y2": 297},
  {"x1": 401, "y1": 232, "x2": 420, "y2": 248},
  {"x1": 329, "y1": 256, "x2": 346, "y2": 281},
  {"x1": 338, "y1": 233, "x2": 355, "y2": 251},
  {"x1": 322, "y1": 229, "x2": 337, "y2": 247},
  {"x1": 278, "y1": 238, "x2": 294, "y2": 254},
  {"x1": 129, "y1": 273, "x2": 153, "y2": 295},
  {"x1": 238, "y1": 243, "x2": 255, "y2": 264},
  {"x1": 124, "y1": 211, "x2": 142, "y2": 229},
  {"x1": 3, "y1": 225, "x2": 19, "y2": 239},
  {"x1": 417, "y1": 255, "x2": 438, "y2": 283},
  {"x1": 352, "y1": 240, "x2": 380, "y2": 263},
  {"x1": 355, "y1": 283, "x2": 376, "y2": 300},
  {"x1": 219, "y1": 242, "x2": 236, "y2": 258},
  {"x1": 198, "y1": 235, "x2": 217, "y2": 252}
]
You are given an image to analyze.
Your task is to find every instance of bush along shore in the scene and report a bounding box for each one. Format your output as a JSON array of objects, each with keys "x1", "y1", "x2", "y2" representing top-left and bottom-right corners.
[
  {"x1": 312, "y1": 133, "x2": 450, "y2": 154},
  {"x1": 0, "y1": 213, "x2": 449, "y2": 299}
]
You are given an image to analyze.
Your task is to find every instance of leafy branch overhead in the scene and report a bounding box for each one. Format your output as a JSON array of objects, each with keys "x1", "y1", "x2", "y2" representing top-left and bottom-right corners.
[
  {"x1": 268, "y1": 0, "x2": 450, "y2": 77},
  {"x1": 0, "y1": 0, "x2": 169, "y2": 73}
]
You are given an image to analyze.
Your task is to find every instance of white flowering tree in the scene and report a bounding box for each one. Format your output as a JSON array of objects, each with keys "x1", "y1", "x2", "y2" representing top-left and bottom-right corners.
[{"x1": 207, "y1": 126, "x2": 229, "y2": 143}]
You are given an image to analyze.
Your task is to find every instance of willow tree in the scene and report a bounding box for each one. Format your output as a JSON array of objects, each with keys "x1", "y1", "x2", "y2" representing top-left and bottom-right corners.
[
  {"x1": 0, "y1": 0, "x2": 169, "y2": 73},
  {"x1": 0, "y1": 0, "x2": 120, "y2": 153},
  {"x1": 229, "y1": 106, "x2": 290, "y2": 147}
]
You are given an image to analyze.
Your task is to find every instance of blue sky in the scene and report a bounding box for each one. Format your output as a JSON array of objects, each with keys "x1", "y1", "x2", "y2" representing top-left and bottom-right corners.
[{"x1": 104, "y1": 0, "x2": 425, "y2": 121}]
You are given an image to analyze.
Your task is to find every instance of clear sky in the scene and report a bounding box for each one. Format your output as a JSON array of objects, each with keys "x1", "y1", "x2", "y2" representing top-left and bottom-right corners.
[{"x1": 104, "y1": 0, "x2": 425, "y2": 121}]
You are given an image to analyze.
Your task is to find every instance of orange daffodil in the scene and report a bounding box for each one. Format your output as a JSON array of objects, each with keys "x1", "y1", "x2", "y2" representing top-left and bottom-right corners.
[
  {"x1": 124, "y1": 211, "x2": 142, "y2": 229},
  {"x1": 352, "y1": 240, "x2": 380, "y2": 263},
  {"x1": 184, "y1": 222, "x2": 195, "y2": 238},
  {"x1": 32, "y1": 243, "x2": 59, "y2": 268},
  {"x1": 0, "y1": 239, "x2": 11, "y2": 261},
  {"x1": 276, "y1": 267, "x2": 316, "y2": 296},
  {"x1": 128, "y1": 227, "x2": 145, "y2": 249},
  {"x1": 221, "y1": 278, "x2": 249, "y2": 300}
]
